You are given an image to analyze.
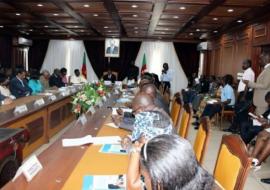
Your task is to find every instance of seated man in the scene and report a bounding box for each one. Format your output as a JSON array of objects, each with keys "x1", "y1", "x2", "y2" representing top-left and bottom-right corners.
[
  {"x1": 240, "y1": 91, "x2": 270, "y2": 144},
  {"x1": 121, "y1": 92, "x2": 173, "y2": 150},
  {"x1": 102, "y1": 69, "x2": 117, "y2": 83},
  {"x1": 140, "y1": 83, "x2": 170, "y2": 115},
  {"x1": 49, "y1": 69, "x2": 65, "y2": 88},
  {"x1": 0, "y1": 74, "x2": 15, "y2": 99},
  {"x1": 10, "y1": 68, "x2": 32, "y2": 98},
  {"x1": 194, "y1": 74, "x2": 235, "y2": 128},
  {"x1": 70, "y1": 69, "x2": 87, "y2": 84}
]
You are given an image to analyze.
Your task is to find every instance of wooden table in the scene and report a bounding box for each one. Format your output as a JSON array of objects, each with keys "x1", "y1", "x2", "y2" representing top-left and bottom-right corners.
[
  {"x1": 2, "y1": 94, "x2": 121, "y2": 190},
  {"x1": 0, "y1": 91, "x2": 75, "y2": 158}
]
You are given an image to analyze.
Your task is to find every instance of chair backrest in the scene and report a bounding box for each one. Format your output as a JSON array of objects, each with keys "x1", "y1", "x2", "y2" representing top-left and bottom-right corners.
[
  {"x1": 193, "y1": 117, "x2": 211, "y2": 164},
  {"x1": 213, "y1": 135, "x2": 251, "y2": 190},
  {"x1": 102, "y1": 71, "x2": 118, "y2": 80},
  {"x1": 170, "y1": 93, "x2": 182, "y2": 126},
  {"x1": 178, "y1": 104, "x2": 192, "y2": 139}
]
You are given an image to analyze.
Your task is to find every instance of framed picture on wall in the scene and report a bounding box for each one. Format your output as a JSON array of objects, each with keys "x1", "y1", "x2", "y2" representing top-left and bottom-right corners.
[{"x1": 105, "y1": 38, "x2": 120, "y2": 58}]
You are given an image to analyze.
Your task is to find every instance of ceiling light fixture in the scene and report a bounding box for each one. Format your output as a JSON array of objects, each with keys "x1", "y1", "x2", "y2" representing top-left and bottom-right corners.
[
  {"x1": 0, "y1": 26, "x2": 3, "y2": 28},
  {"x1": 29, "y1": 29, "x2": 33, "y2": 31},
  {"x1": 93, "y1": 14, "x2": 98, "y2": 17},
  {"x1": 173, "y1": 16, "x2": 179, "y2": 19},
  {"x1": 162, "y1": 32, "x2": 166, "y2": 34},
  {"x1": 16, "y1": 13, "x2": 21, "y2": 16},
  {"x1": 104, "y1": 26, "x2": 109, "y2": 29},
  {"x1": 227, "y1": 9, "x2": 234, "y2": 13},
  {"x1": 74, "y1": 26, "x2": 79, "y2": 28},
  {"x1": 133, "y1": 14, "x2": 138, "y2": 17},
  {"x1": 189, "y1": 32, "x2": 194, "y2": 36},
  {"x1": 179, "y1": 6, "x2": 186, "y2": 10},
  {"x1": 237, "y1": 19, "x2": 243, "y2": 23},
  {"x1": 131, "y1": 4, "x2": 138, "y2": 8},
  {"x1": 53, "y1": 13, "x2": 59, "y2": 16},
  {"x1": 80, "y1": 30, "x2": 84, "y2": 32},
  {"x1": 108, "y1": 30, "x2": 112, "y2": 33},
  {"x1": 37, "y1": 4, "x2": 43, "y2": 7},
  {"x1": 196, "y1": 29, "x2": 200, "y2": 32},
  {"x1": 213, "y1": 17, "x2": 218, "y2": 21},
  {"x1": 213, "y1": 30, "x2": 218, "y2": 33},
  {"x1": 44, "y1": 25, "x2": 49, "y2": 28},
  {"x1": 83, "y1": 4, "x2": 90, "y2": 8},
  {"x1": 134, "y1": 27, "x2": 138, "y2": 29},
  {"x1": 134, "y1": 31, "x2": 138, "y2": 33},
  {"x1": 165, "y1": 28, "x2": 169, "y2": 31},
  {"x1": 55, "y1": 29, "x2": 59, "y2": 32}
]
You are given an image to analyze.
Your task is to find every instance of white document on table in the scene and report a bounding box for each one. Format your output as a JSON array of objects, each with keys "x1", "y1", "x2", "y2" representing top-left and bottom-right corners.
[
  {"x1": 207, "y1": 99, "x2": 218, "y2": 104},
  {"x1": 91, "y1": 136, "x2": 121, "y2": 145},
  {"x1": 105, "y1": 122, "x2": 119, "y2": 129},
  {"x1": 62, "y1": 135, "x2": 92, "y2": 147}
]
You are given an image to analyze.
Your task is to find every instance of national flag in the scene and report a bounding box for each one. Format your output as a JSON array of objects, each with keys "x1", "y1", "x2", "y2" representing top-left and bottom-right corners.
[
  {"x1": 81, "y1": 52, "x2": 87, "y2": 79},
  {"x1": 141, "y1": 53, "x2": 147, "y2": 74}
]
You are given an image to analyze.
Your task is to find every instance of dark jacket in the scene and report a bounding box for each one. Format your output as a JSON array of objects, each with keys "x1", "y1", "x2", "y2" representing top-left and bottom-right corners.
[
  {"x1": 49, "y1": 74, "x2": 65, "y2": 88},
  {"x1": 10, "y1": 77, "x2": 32, "y2": 98}
]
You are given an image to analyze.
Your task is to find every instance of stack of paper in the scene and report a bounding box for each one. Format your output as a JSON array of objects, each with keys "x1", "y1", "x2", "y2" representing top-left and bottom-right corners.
[
  {"x1": 82, "y1": 175, "x2": 126, "y2": 190},
  {"x1": 91, "y1": 136, "x2": 121, "y2": 145},
  {"x1": 62, "y1": 135, "x2": 92, "y2": 147}
]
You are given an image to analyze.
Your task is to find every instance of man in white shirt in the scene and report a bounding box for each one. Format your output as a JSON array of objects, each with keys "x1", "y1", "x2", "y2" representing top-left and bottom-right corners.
[
  {"x1": 70, "y1": 69, "x2": 87, "y2": 84},
  {"x1": 237, "y1": 59, "x2": 255, "y2": 100},
  {"x1": 160, "y1": 63, "x2": 172, "y2": 94}
]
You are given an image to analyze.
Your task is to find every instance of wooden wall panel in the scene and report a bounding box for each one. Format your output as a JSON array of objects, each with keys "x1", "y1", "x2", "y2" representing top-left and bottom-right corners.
[{"x1": 252, "y1": 23, "x2": 268, "y2": 46}]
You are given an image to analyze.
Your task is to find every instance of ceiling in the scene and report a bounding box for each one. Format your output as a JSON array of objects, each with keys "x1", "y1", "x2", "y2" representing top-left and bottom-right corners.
[{"x1": 0, "y1": 0, "x2": 270, "y2": 42}]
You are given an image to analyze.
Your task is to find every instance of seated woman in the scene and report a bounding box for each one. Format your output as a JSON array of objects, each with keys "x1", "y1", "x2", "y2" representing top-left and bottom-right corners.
[
  {"x1": 194, "y1": 74, "x2": 235, "y2": 129},
  {"x1": 250, "y1": 121, "x2": 270, "y2": 170},
  {"x1": 28, "y1": 72, "x2": 43, "y2": 95},
  {"x1": 121, "y1": 92, "x2": 173, "y2": 150},
  {"x1": 127, "y1": 134, "x2": 218, "y2": 190}
]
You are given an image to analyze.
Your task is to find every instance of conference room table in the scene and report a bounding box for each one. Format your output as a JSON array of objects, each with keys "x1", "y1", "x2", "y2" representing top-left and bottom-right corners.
[{"x1": 2, "y1": 90, "x2": 131, "y2": 190}]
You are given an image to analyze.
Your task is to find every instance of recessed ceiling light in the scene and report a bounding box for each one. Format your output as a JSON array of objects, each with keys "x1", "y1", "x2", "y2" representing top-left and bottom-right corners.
[
  {"x1": 227, "y1": 9, "x2": 234, "y2": 13},
  {"x1": 134, "y1": 31, "x2": 138, "y2": 33},
  {"x1": 74, "y1": 26, "x2": 79, "y2": 28},
  {"x1": 93, "y1": 14, "x2": 98, "y2": 17},
  {"x1": 37, "y1": 4, "x2": 43, "y2": 7},
  {"x1": 104, "y1": 26, "x2": 109, "y2": 29},
  {"x1": 80, "y1": 30, "x2": 84, "y2": 32},
  {"x1": 44, "y1": 25, "x2": 49, "y2": 28},
  {"x1": 29, "y1": 29, "x2": 33, "y2": 31},
  {"x1": 165, "y1": 28, "x2": 169, "y2": 31},
  {"x1": 196, "y1": 29, "x2": 200, "y2": 32},
  {"x1": 179, "y1": 6, "x2": 186, "y2": 10},
  {"x1": 213, "y1": 17, "x2": 218, "y2": 21},
  {"x1": 54, "y1": 29, "x2": 58, "y2": 32},
  {"x1": 131, "y1": 4, "x2": 138, "y2": 8},
  {"x1": 16, "y1": 13, "x2": 21, "y2": 16},
  {"x1": 133, "y1": 14, "x2": 138, "y2": 17},
  {"x1": 213, "y1": 30, "x2": 218, "y2": 33},
  {"x1": 162, "y1": 32, "x2": 166, "y2": 34},
  {"x1": 134, "y1": 27, "x2": 138, "y2": 29},
  {"x1": 237, "y1": 19, "x2": 243, "y2": 23},
  {"x1": 173, "y1": 16, "x2": 179, "y2": 19},
  {"x1": 108, "y1": 30, "x2": 112, "y2": 33},
  {"x1": 0, "y1": 26, "x2": 4, "y2": 28},
  {"x1": 53, "y1": 13, "x2": 59, "y2": 16},
  {"x1": 189, "y1": 32, "x2": 194, "y2": 36},
  {"x1": 83, "y1": 4, "x2": 90, "y2": 8}
]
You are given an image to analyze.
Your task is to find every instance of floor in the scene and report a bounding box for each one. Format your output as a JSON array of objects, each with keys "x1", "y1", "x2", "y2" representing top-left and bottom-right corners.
[
  {"x1": 187, "y1": 119, "x2": 270, "y2": 190},
  {"x1": 28, "y1": 119, "x2": 270, "y2": 190}
]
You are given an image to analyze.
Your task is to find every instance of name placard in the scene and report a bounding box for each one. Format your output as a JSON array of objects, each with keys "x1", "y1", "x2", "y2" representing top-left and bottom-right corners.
[
  {"x1": 14, "y1": 105, "x2": 28, "y2": 114},
  {"x1": 34, "y1": 98, "x2": 45, "y2": 107},
  {"x1": 22, "y1": 155, "x2": 43, "y2": 182},
  {"x1": 61, "y1": 91, "x2": 69, "y2": 97},
  {"x1": 87, "y1": 106, "x2": 95, "y2": 114},
  {"x1": 49, "y1": 95, "x2": 57, "y2": 101},
  {"x1": 70, "y1": 88, "x2": 76, "y2": 94}
]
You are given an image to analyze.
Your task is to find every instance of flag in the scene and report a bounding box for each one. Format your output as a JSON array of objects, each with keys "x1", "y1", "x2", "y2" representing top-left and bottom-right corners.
[
  {"x1": 141, "y1": 53, "x2": 147, "y2": 74},
  {"x1": 81, "y1": 52, "x2": 87, "y2": 79}
]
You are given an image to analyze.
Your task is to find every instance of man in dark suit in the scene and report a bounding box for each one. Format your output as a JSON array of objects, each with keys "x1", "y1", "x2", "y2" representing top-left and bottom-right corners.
[
  {"x1": 106, "y1": 39, "x2": 119, "y2": 54},
  {"x1": 49, "y1": 69, "x2": 65, "y2": 88},
  {"x1": 127, "y1": 61, "x2": 139, "y2": 82},
  {"x1": 10, "y1": 68, "x2": 32, "y2": 98},
  {"x1": 103, "y1": 69, "x2": 117, "y2": 83}
]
